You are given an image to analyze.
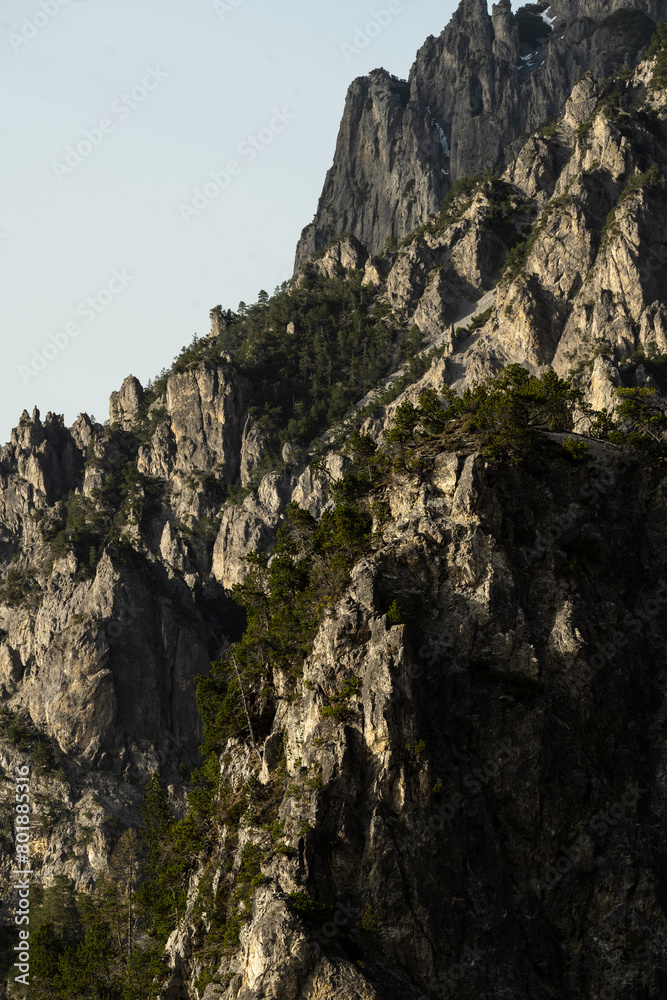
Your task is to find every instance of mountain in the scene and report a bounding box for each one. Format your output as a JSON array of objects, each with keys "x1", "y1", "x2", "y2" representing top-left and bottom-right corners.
[
  {"x1": 2, "y1": 7, "x2": 667, "y2": 1000},
  {"x1": 294, "y1": 0, "x2": 667, "y2": 268}
]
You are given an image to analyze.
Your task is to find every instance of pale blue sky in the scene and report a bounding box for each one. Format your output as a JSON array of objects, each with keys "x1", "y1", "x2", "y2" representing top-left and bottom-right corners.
[{"x1": 1, "y1": 0, "x2": 460, "y2": 442}]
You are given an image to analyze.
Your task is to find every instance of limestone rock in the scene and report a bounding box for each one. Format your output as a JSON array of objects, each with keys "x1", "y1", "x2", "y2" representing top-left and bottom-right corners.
[
  {"x1": 138, "y1": 362, "x2": 252, "y2": 481},
  {"x1": 308, "y1": 232, "x2": 368, "y2": 281},
  {"x1": 295, "y1": 0, "x2": 667, "y2": 267},
  {"x1": 109, "y1": 375, "x2": 144, "y2": 430},
  {"x1": 173, "y1": 441, "x2": 667, "y2": 998}
]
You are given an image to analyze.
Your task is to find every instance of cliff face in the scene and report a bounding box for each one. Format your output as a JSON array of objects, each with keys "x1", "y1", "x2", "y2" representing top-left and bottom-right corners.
[
  {"x1": 186, "y1": 443, "x2": 667, "y2": 1000},
  {"x1": 294, "y1": 0, "x2": 667, "y2": 267},
  {"x1": 2, "y1": 18, "x2": 667, "y2": 1000}
]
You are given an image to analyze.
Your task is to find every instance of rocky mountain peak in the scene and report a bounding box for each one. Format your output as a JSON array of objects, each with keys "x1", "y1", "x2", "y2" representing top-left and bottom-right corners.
[
  {"x1": 109, "y1": 375, "x2": 145, "y2": 430},
  {"x1": 3, "y1": 10, "x2": 667, "y2": 999},
  {"x1": 294, "y1": 0, "x2": 667, "y2": 268}
]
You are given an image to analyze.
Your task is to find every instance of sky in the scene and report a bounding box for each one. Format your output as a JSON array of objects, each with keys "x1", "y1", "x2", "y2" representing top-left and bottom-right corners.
[{"x1": 0, "y1": 0, "x2": 462, "y2": 443}]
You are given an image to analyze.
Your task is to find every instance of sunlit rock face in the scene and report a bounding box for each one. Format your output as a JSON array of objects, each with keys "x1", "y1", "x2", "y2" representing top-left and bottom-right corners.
[{"x1": 295, "y1": 0, "x2": 667, "y2": 267}]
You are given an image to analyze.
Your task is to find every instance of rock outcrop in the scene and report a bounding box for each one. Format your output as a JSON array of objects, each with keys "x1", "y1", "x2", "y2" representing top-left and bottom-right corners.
[
  {"x1": 2, "y1": 16, "x2": 667, "y2": 1000},
  {"x1": 176, "y1": 441, "x2": 667, "y2": 1000},
  {"x1": 109, "y1": 375, "x2": 144, "y2": 431},
  {"x1": 295, "y1": 0, "x2": 667, "y2": 267}
]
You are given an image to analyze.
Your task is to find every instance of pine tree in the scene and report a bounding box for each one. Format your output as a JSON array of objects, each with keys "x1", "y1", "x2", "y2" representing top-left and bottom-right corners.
[{"x1": 102, "y1": 829, "x2": 144, "y2": 961}]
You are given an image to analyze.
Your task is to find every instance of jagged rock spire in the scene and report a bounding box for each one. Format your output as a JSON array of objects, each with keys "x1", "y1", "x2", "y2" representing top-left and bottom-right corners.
[{"x1": 294, "y1": 0, "x2": 667, "y2": 268}]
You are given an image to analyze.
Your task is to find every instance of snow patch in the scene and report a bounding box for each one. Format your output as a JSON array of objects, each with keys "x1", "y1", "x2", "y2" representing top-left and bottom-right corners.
[
  {"x1": 540, "y1": 6, "x2": 556, "y2": 29},
  {"x1": 427, "y1": 105, "x2": 450, "y2": 158},
  {"x1": 434, "y1": 120, "x2": 450, "y2": 157}
]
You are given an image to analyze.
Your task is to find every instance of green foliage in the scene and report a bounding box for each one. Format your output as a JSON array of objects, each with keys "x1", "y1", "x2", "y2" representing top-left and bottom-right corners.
[
  {"x1": 387, "y1": 600, "x2": 404, "y2": 625},
  {"x1": 46, "y1": 456, "x2": 166, "y2": 578},
  {"x1": 29, "y1": 879, "x2": 168, "y2": 1000},
  {"x1": 622, "y1": 163, "x2": 663, "y2": 195},
  {"x1": 135, "y1": 404, "x2": 169, "y2": 445},
  {"x1": 305, "y1": 770, "x2": 323, "y2": 790},
  {"x1": 321, "y1": 674, "x2": 362, "y2": 721},
  {"x1": 405, "y1": 740, "x2": 427, "y2": 766},
  {"x1": 456, "y1": 306, "x2": 495, "y2": 342},
  {"x1": 320, "y1": 703, "x2": 353, "y2": 720},
  {"x1": 540, "y1": 118, "x2": 559, "y2": 138},
  {"x1": 361, "y1": 906, "x2": 378, "y2": 933},
  {"x1": 598, "y1": 87, "x2": 630, "y2": 122},
  {"x1": 627, "y1": 341, "x2": 667, "y2": 389},
  {"x1": 287, "y1": 891, "x2": 333, "y2": 928},
  {"x1": 502, "y1": 192, "x2": 571, "y2": 282},
  {"x1": 589, "y1": 408, "x2": 618, "y2": 440},
  {"x1": 222, "y1": 843, "x2": 267, "y2": 948},
  {"x1": 440, "y1": 174, "x2": 488, "y2": 218},
  {"x1": 397, "y1": 174, "x2": 489, "y2": 248},
  {"x1": 614, "y1": 386, "x2": 667, "y2": 450},
  {"x1": 399, "y1": 174, "x2": 532, "y2": 255},
  {"x1": 387, "y1": 399, "x2": 421, "y2": 466},
  {"x1": 354, "y1": 346, "x2": 441, "y2": 422},
  {"x1": 417, "y1": 388, "x2": 449, "y2": 436},
  {"x1": 0, "y1": 709, "x2": 61, "y2": 774},
  {"x1": 135, "y1": 775, "x2": 203, "y2": 942},
  {"x1": 195, "y1": 669, "x2": 247, "y2": 758},
  {"x1": 385, "y1": 365, "x2": 581, "y2": 463},
  {"x1": 601, "y1": 164, "x2": 663, "y2": 243},
  {"x1": 0, "y1": 925, "x2": 21, "y2": 983},
  {"x1": 30, "y1": 876, "x2": 82, "y2": 945},
  {"x1": 481, "y1": 178, "x2": 533, "y2": 248},
  {"x1": 150, "y1": 272, "x2": 410, "y2": 452},
  {"x1": 0, "y1": 567, "x2": 41, "y2": 607},
  {"x1": 561, "y1": 436, "x2": 589, "y2": 460},
  {"x1": 141, "y1": 333, "x2": 215, "y2": 406},
  {"x1": 459, "y1": 366, "x2": 580, "y2": 459},
  {"x1": 401, "y1": 323, "x2": 424, "y2": 361},
  {"x1": 347, "y1": 429, "x2": 379, "y2": 482},
  {"x1": 468, "y1": 306, "x2": 494, "y2": 332},
  {"x1": 648, "y1": 20, "x2": 667, "y2": 89},
  {"x1": 230, "y1": 491, "x2": 373, "y2": 687}
]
